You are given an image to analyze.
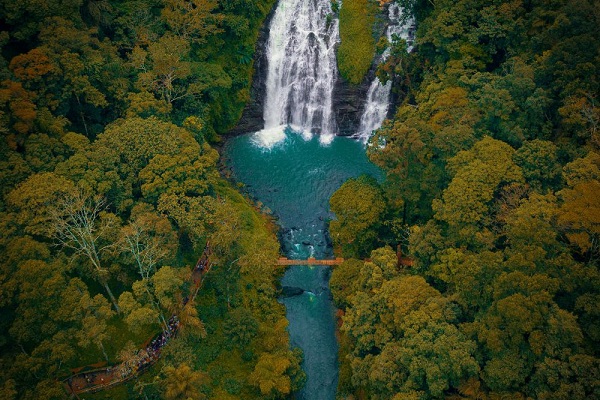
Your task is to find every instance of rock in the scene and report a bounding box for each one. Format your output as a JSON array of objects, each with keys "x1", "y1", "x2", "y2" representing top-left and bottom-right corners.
[
  {"x1": 281, "y1": 286, "x2": 305, "y2": 297},
  {"x1": 302, "y1": 240, "x2": 312, "y2": 246},
  {"x1": 228, "y1": 3, "x2": 278, "y2": 135},
  {"x1": 228, "y1": 3, "x2": 399, "y2": 137},
  {"x1": 332, "y1": 73, "x2": 372, "y2": 136}
]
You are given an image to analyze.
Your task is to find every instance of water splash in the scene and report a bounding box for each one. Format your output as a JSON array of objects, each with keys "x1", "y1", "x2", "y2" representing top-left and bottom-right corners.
[{"x1": 252, "y1": 125, "x2": 287, "y2": 149}]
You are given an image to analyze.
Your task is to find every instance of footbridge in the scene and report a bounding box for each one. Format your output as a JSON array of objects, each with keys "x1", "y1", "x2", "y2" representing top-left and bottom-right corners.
[{"x1": 276, "y1": 257, "x2": 345, "y2": 266}]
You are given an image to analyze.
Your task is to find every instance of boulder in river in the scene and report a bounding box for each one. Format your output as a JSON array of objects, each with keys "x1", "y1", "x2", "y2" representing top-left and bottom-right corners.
[{"x1": 281, "y1": 286, "x2": 305, "y2": 297}]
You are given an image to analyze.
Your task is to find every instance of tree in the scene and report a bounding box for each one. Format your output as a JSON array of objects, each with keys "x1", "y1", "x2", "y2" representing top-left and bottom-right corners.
[
  {"x1": 560, "y1": 92, "x2": 599, "y2": 147},
  {"x1": 0, "y1": 80, "x2": 38, "y2": 146},
  {"x1": 161, "y1": 0, "x2": 223, "y2": 43},
  {"x1": 432, "y1": 136, "x2": 523, "y2": 245},
  {"x1": 6, "y1": 172, "x2": 75, "y2": 237},
  {"x1": 223, "y1": 307, "x2": 259, "y2": 348},
  {"x1": 330, "y1": 175, "x2": 386, "y2": 257},
  {"x1": 157, "y1": 193, "x2": 210, "y2": 250},
  {"x1": 120, "y1": 204, "x2": 178, "y2": 280},
  {"x1": 161, "y1": 364, "x2": 209, "y2": 400},
  {"x1": 120, "y1": 265, "x2": 187, "y2": 333},
  {"x1": 0, "y1": 0, "x2": 81, "y2": 42},
  {"x1": 363, "y1": 319, "x2": 479, "y2": 398},
  {"x1": 473, "y1": 292, "x2": 583, "y2": 393},
  {"x1": 206, "y1": 198, "x2": 243, "y2": 258},
  {"x1": 139, "y1": 144, "x2": 219, "y2": 205},
  {"x1": 50, "y1": 189, "x2": 120, "y2": 312},
  {"x1": 530, "y1": 354, "x2": 600, "y2": 399},
  {"x1": 558, "y1": 180, "x2": 600, "y2": 256},
  {"x1": 132, "y1": 34, "x2": 193, "y2": 104},
  {"x1": 330, "y1": 258, "x2": 363, "y2": 308},
  {"x1": 558, "y1": 153, "x2": 600, "y2": 257},
  {"x1": 343, "y1": 270, "x2": 479, "y2": 398},
  {"x1": 67, "y1": 278, "x2": 115, "y2": 361},
  {"x1": 118, "y1": 290, "x2": 158, "y2": 334},
  {"x1": 249, "y1": 352, "x2": 292, "y2": 399},
  {"x1": 429, "y1": 248, "x2": 503, "y2": 311},
  {"x1": 513, "y1": 139, "x2": 562, "y2": 191}
]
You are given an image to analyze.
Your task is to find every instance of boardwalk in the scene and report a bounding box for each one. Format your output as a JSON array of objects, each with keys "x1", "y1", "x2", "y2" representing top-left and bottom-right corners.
[
  {"x1": 64, "y1": 244, "x2": 213, "y2": 396},
  {"x1": 276, "y1": 257, "x2": 345, "y2": 266}
]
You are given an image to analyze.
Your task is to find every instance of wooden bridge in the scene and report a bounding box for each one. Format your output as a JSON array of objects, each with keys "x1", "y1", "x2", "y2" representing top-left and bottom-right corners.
[
  {"x1": 276, "y1": 257, "x2": 344, "y2": 266},
  {"x1": 276, "y1": 246, "x2": 414, "y2": 268},
  {"x1": 63, "y1": 247, "x2": 411, "y2": 396}
]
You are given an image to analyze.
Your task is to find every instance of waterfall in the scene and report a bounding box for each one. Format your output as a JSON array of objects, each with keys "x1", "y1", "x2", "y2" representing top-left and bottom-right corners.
[
  {"x1": 256, "y1": 0, "x2": 339, "y2": 147},
  {"x1": 355, "y1": 4, "x2": 415, "y2": 142}
]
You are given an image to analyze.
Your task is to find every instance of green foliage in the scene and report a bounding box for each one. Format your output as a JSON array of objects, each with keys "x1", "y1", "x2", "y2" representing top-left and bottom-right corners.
[
  {"x1": 330, "y1": 175, "x2": 386, "y2": 257},
  {"x1": 249, "y1": 352, "x2": 292, "y2": 398},
  {"x1": 337, "y1": 0, "x2": 377, "y2": 84},
  {"x1": 432, "y1": 136, "x2": 524, "y2": 243},
  {"x1": 513, "y1": 139, "x2": 562, "y2": 191},
  {"x1": 340, "y1": 256, "x2": 479, "y2": 398},
  {"x1": 340, "y1": 0, "x2": 600, "y2": 399},
  {"x1": 330, "y1": 259, "x2": 363, "y2": 308},
  {"x1": 0, "y1": 1, "x2": 299, "y2": 398},
  {"x1": 223, "y1": 307, "x2": 259, "y2": 348},
  {"x1": 161, "y1": 363, "x2": 209, "y2": 400}
]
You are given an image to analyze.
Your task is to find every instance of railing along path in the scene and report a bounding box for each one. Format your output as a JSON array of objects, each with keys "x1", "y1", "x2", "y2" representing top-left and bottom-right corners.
[{"x1": 63, "y1": 244, "x2": 213, "y2": 396}]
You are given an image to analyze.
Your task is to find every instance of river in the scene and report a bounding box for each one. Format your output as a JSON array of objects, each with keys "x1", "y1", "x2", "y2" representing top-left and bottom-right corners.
[{"x1": 223, "y1": 127, "x2": 381, "y2": 399}]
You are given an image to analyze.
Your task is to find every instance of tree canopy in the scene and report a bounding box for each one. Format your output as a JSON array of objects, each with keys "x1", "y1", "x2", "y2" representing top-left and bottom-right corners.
[
  {"x1": 332, "y1": 0, "x2": 600, "y2": 399},
  {"x1": 0, "y1": 1, "x2": 308, "y2": 399}
]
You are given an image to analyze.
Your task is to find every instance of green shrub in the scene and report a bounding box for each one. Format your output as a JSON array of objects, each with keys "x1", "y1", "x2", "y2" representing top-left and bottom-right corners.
[{"x1": 337, "y1": 0, "x2": 377, "y2": 84}]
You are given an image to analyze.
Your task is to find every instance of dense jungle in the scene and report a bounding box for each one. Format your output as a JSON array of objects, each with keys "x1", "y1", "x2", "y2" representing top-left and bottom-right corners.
[{"x1": 0, "y1": 0, "x2": 598, "y2": 399}]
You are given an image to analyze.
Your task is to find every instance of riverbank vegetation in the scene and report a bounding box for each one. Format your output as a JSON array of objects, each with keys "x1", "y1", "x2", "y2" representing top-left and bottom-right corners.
[
  {"x1": 331, "y1": 0, "x2": 600, "y2": 398},
  {"x1": 0, "y1": 1, "x2": 308, "y2": 399},
  {"x1": 337, "y1": 0, "x2": 378, "y2": 84}
]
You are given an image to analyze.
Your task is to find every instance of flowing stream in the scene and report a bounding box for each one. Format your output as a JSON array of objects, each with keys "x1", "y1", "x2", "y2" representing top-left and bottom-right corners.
[
  {"x1": 224, "y1": 0, "x2": 393, "y2": 398},
  {"x1": 224, "y1": 131, "x2": 381, "y2": 399}
]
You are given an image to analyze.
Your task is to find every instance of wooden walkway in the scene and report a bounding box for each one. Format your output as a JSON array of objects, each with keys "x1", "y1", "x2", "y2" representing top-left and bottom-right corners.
[
  {"x1": 63, "y1": 244, "x2": 213, "y2": 396},
  {"x1": 276, "y1": 257, "x2": 344, "y2": 266}
]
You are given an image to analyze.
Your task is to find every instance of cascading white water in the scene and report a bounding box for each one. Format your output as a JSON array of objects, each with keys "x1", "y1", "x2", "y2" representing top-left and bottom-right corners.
[
  {"x1": 255, "y1": 0, "x2": 339, "y2": 147},
  {"x1": 355, "y1": 4, "x2": 415, "y2": 142}
]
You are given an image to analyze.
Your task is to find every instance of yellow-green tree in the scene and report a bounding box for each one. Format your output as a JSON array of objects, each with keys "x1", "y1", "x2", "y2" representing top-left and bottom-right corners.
[{"x1": 330, "y1": 175, "x2": 386, "y2": 257}]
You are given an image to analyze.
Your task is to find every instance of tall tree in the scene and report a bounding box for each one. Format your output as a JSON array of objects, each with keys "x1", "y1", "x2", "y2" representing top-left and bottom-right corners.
[
  {"x1": 51, "y1": 189, "x2": 120, "y2": 312},
  {"x1": 330, "y1": 175, "x2": 386, "y2": 257}
]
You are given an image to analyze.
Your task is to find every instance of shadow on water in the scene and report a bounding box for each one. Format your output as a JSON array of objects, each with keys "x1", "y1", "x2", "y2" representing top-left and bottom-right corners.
[{"x1": 223, "y1": 129, "x2": 381, "y2": 399}]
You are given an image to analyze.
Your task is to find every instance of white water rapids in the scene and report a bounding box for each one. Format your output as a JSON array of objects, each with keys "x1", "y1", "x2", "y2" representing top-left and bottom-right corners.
[
  {"x1": 257, "y1": 0, "x2": 339, "y2": 147},
  {"x1": 355, "y1": 4, "x2": 415, "y2": 142}
]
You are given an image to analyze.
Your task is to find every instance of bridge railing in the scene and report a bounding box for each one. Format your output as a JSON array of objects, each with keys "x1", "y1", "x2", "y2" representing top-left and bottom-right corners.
[{"x1": 275, "y1": 257, "x2": 345, "y2": 266}]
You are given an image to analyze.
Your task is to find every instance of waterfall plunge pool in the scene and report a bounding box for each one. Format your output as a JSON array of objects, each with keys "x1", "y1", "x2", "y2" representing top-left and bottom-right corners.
[{"x1": 223, "y1": 127, "x2": 381, "y2": 399}]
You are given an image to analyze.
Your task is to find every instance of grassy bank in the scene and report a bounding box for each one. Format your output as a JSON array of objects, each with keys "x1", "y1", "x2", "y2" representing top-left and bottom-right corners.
[{"x1": 337, "y1": 0, "x2": 378, "y2": 84}]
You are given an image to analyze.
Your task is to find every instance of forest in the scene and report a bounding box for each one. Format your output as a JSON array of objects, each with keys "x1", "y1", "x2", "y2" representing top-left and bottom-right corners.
[
  {"x1": 0, "y1": 0, "x2": 598, "y2": 399},
  {"x1": 0, "y1": 0, "x2": 306, "y2": 399},
  {"x1": 330, "y1": 0, "x2": 600, "y2": 399}
]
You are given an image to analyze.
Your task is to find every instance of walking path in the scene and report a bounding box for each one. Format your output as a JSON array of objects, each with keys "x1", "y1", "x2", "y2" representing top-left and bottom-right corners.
[
  {"x1": 63, "y1": 247, "x2": 412, "y2": 396},
  {"x1": 63, "y1": 245, "x2": 213, "y2": 396}
]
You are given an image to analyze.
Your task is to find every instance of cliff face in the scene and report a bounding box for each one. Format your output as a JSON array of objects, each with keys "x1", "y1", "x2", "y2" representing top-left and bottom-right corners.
[
  {"x1": 333, "y1": 70, "x2": 374, "y2": 136},
  {"x1": 231, "y1": 50, "x2": 373, "y2": 137},
  {"x1": 229, "y1": 4, "x2": 391, "y2": 137},
  {"x1": 227, "y1": 3, "x2": 276, "y2": 136}
]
